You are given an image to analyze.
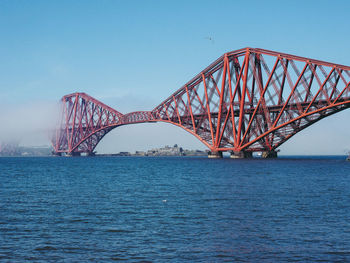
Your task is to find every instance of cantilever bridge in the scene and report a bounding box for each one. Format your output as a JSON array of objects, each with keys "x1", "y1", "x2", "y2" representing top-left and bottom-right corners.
[{"x1": 52, "y1": 47, "x2": 350, "y2": 158}]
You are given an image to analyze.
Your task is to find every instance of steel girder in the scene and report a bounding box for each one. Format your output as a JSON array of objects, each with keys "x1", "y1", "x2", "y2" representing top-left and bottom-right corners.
[
  {"x1": 52, "y1": 48, "x2": 350, "y2": 155},
  {"x1": 52, "y1": 93, "x2": 124, "y2": 154}
]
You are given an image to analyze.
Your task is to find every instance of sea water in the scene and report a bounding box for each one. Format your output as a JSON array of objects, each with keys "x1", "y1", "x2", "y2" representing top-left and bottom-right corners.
[{"x1": 1, "y1": 156, "x2": 350, "y2": 262}]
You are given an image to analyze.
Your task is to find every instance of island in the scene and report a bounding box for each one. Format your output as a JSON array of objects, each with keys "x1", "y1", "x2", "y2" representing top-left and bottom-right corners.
[{"x1": 97, "y1": 144, "x2": 208, "y2": 157}]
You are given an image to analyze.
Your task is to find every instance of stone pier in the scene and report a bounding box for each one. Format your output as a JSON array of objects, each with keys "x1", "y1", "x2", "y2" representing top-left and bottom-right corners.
[
  {"x1": 207, "y1": 151, "x2": 223, "y2": 158},
  {"x1": 230, "y1": 151, "x2": 252, "y2": 159},
  {"x1": 261, "y1": 151, "x2": 278, "y2": 158},
  {"x1": 67, "y1": 152, "x2": 81, "y2": 157}
]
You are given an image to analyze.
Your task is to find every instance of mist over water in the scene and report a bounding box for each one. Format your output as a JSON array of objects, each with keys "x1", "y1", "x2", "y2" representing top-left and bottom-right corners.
[{"x1": 0, "y1": 101, "x2": 58, "y2": 146}]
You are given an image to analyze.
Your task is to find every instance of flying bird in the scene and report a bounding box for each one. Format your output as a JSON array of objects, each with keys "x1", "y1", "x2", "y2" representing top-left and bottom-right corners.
[{"x1": 204, "y1": 36, "x2": 215, "y2": 44}]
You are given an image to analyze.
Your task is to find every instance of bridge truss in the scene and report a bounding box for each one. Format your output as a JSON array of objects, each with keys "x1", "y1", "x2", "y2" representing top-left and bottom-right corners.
[{"x1": 52, "y1": 48, "x2": 350, "y2": 157}]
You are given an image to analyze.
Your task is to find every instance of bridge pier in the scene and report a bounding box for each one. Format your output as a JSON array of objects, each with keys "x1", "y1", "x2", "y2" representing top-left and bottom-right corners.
[
  {"x1": 87, "y1": 152, "x2": 96, "y2": 156},
  {"x1": 208, "y1": 151, "x2": 223, "y2": 158},
  {"x1": 67, "y1": 152, "x2": 81, "y2": 157},
  {"x1": 230, "y1": 151, "x2": 252, "y2": 159},
  {"x1": 261, "y1": 151, "x2": 278, "y2": 158}
]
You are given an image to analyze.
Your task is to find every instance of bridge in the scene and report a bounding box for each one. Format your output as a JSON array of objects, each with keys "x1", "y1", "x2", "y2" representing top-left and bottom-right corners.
[{"x1": 51, "y1": 47, "x2": 350, "y2": 158}]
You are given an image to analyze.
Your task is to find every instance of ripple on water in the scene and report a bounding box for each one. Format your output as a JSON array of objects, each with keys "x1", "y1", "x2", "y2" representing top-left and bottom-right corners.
[{"x1": 0, "y1": 156, "x2": 350, "y2": 261}]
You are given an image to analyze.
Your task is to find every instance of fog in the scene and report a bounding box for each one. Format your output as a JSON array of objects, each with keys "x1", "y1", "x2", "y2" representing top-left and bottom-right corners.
[{"x1": 0, "y1": 101, "x2": 59, "y2": 147}]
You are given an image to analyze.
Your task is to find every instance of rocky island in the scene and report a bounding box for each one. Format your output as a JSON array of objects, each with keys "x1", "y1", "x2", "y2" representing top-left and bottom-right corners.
[{"x1": 98, "y1": 144, "x2": 208, "y2": 157}]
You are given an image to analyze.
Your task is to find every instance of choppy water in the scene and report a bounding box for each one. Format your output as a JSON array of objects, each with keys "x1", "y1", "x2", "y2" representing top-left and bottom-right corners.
[{"x1": 1, "y1": 156, "x2": 350, "y2": 262}]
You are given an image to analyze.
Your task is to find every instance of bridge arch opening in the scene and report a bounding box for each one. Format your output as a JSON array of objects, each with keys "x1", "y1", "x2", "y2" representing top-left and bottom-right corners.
[{"x1": 94, "y1": 122, "x2": 207, "y2": 155}]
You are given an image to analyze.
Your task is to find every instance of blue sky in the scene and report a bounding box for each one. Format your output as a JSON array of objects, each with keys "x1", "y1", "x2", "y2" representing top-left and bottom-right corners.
[{"x1": 1, "y1": 0, "x2": 350, "y2": 154}]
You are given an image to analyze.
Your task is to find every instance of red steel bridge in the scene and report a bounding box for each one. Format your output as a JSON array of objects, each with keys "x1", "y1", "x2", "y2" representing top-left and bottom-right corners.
[{"x1": 52, "y1": 47, "x2": 350, "y2": 158}]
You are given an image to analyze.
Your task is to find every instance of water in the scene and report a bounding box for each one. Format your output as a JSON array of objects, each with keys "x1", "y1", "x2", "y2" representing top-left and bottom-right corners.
[{"x1": 1, "y1": 156, "x2": 350, "y2": 262}]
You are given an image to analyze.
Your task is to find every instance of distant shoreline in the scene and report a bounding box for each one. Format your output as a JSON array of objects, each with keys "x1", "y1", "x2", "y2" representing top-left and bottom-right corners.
[
  {"x1": 0, "y1": 143, "x2": 348, "y2": 159},
  {"x1": 0, "y1": 155, "x2": 348, "y2": 160}
]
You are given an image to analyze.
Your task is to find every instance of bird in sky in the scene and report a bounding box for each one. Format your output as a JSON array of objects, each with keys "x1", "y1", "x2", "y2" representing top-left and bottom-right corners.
[{"x1": 204, "y1": 36, "x2": 215, "y2": 44}]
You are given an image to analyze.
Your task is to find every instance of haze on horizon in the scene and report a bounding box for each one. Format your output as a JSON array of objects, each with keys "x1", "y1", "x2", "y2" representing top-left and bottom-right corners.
[{"x1": 1, "y1": 0, "x2": 350, "y2": 155}]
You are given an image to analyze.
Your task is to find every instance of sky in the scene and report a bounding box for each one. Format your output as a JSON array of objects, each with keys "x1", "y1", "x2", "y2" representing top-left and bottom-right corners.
[{"x1": 0, "y1": 0, "x2": 350, "y2": 154}]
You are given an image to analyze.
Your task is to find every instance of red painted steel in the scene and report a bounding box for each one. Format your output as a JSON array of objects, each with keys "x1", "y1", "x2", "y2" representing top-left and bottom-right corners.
[{"x1": 52, "y1": 48, "x2": 350, "y2": 155}]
